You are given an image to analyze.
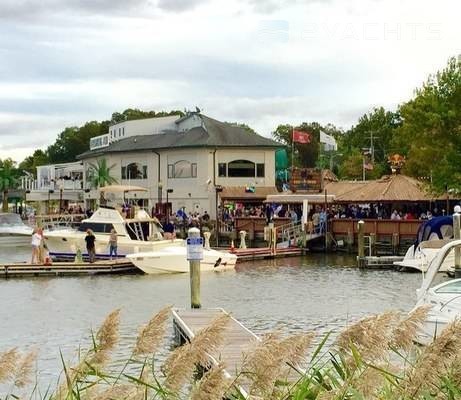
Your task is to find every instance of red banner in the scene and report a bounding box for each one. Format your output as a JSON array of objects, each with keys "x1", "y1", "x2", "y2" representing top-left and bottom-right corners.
[{"x1": 293, "y1": 129, "x2": 311, "y2": 144}]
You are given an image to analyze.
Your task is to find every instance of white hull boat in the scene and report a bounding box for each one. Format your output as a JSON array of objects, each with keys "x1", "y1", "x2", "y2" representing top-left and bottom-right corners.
[
  {"x1": 394, "y1": 216, "x2": 455, "y2": 273},
  {"x1": 411, "y1": 239, "x2": 461, "y2": 345},
  {"x1": 126, "y1": 246, "x2": 237, "y2": 274},
  {"x1": 44, "y1": 206, "x2": 182, "y2": 259},
  {"x1": 0, "y1": 213, "x2": 33, "y2": 245},
  {"x1": 394, "y1": 239, "x2": 454, "y2": 273}
]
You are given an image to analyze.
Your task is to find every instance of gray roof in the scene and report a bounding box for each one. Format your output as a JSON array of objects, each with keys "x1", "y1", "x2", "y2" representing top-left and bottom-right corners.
[{"x1": 78, "y1": 114, "x2": 281, "y2": 160}]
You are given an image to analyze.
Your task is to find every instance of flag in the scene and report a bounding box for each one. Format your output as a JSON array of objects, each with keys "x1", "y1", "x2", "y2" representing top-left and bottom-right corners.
[{"x1": 292, "y1": 129, "x2": 311, "y2": 144}]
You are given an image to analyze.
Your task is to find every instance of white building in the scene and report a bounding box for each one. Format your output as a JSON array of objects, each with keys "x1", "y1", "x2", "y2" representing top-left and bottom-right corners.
[
  {"x1": 21, "y1": 161, "x2": 84, "y2": 203},
  {"x1": 79, "y1": 112, "x2": 281, "y2": 218}
]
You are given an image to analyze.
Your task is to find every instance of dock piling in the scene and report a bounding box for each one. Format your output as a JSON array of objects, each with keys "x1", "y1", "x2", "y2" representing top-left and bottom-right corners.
[
  {"x1": 454, "y1": 213, "x2": 461, "y2": 278},
  {"x1": 187, "y1": 227, "x2": 202, "y2": 309},
  {"x1": 357, "y1": 220, "x2": 365, "y2": 268}
]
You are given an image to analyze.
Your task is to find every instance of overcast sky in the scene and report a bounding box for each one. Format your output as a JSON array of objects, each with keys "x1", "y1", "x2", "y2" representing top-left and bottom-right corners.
[{"x1": 0, "y1": 0, "x2": 460, "y2": 162}]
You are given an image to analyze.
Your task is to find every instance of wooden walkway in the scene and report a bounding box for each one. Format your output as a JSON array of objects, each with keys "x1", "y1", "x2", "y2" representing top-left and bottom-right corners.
[
  {"x1": 172, "y1": 308, "x2": 260, "y2": 397},
  {"x1": 0, "y1": 259, "x2": 138, "y2": 278},
  {"x1": 233, "y1": 246, "x2": 304, "y2": 261}
]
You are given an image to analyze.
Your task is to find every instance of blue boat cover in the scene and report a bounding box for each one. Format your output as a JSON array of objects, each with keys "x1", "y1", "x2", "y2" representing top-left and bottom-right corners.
[{"x1": 415, "y1": 216, "x2": 453, "y2": 249}]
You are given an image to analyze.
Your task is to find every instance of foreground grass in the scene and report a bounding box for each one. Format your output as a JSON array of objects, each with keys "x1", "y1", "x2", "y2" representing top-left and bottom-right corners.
[{"x1": 2, "y1": 305, "x2": 461, "y2": 399}]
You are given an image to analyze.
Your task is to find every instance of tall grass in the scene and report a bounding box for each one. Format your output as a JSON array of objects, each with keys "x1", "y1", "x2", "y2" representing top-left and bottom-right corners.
[{"x1": 1, "y1": 305, "x2": 460, "y2": 399}]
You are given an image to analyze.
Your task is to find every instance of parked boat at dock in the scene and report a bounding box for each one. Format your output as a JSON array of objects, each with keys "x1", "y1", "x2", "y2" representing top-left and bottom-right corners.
[
  {"x1": 126, "y1": 244, "x2": 237, "y2": 274},
  {"x1": 412, "y1": 239, "x2": 461, "y2": 345},
  {"x1": 394, "y1": 216, "x2": 455, "y2": 273},
  {"x1": 43, "y1": 206, "x2": 182, "y2": 258},
  {"x1": 0, "y1": 213, "x2": 33, "y2": 245}
]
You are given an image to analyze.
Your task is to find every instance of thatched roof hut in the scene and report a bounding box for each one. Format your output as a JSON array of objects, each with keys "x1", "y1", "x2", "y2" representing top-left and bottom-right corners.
[{"x1": 324, "y1": 174, "x2": 434, "y2": 203}]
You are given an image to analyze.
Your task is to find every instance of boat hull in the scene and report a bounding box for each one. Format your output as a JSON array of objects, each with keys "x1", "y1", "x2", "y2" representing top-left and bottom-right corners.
[
  {"x1": 44, "y1": 230, "x2": 183, "y2": 258},
  {"x1": 127, "y1": 247, "x2": 237, "y2": 274}
]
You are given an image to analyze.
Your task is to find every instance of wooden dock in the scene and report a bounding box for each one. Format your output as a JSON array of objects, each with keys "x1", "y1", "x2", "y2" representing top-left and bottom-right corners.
[
  {"x1": 172, "y1": 308, "x2": 260, "y2": 397},
  {"x1": 359, "y1": 255, "x2": 404, "y2": 270},
  {"x1": 233, "y1": 246, "x2": 304, "y2": 261},
  {"x1": 0, "y1": 259, "x2": 139, "y2": 278}
]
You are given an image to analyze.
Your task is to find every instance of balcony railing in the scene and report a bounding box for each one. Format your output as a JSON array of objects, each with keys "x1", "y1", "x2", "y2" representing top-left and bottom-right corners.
[{"x1": 20, "y1": 177, "x2": 83, "y2": 191}]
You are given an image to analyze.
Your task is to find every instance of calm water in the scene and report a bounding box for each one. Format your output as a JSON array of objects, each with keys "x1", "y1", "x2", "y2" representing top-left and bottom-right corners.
[{"x1": 0, "y1": 242, "x2": 425, "y2": 392}]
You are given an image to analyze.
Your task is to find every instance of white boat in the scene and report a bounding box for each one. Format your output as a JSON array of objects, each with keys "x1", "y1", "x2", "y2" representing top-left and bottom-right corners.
[
  {"x1": 394, "y1": 216, "x2": 455, "y2": 273},
  {"x1": 412, "y1": 239, "x2": 461, "y2": 345},
  {"x1": 0, "y1": 213, "x2": 33, "y2": 245},
  {"x1": 43, "y1": 206, "x2": 182, "y2": 259},
  {"x1": 126, "y1": 245, "x2": 237, "y2": 274}
]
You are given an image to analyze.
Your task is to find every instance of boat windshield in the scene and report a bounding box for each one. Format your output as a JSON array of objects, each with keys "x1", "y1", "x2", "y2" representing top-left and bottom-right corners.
[
  {"x1": 78, "y1": 222, "x2": 114, "y2": 233},
  {"x1": 435, "y1": 280, "x2": 461, "y2": 294},
  {"x1": 0, "y1": 213, "x2": 24, "y2": 226}
]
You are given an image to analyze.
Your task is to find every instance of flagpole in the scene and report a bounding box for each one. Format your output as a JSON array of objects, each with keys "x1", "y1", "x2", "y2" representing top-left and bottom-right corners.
[{"x1": 291, "y1": 126, "x2": 294, "y2": 174}]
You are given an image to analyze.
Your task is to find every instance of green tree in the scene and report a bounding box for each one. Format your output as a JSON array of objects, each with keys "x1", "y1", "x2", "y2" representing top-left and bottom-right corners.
[
  {"x1": 272, "y1": 123, "x2": 324, "y2": 168},
  {"x1": 226, "y1": 122, "x2": 258, "y2": 135},
  {"x1": 392, "y1": 57, "x2": 461, "y2": 193},
  {"x1": 88, "y1": 158, "x2": 117, "y2": 205},
  {"x1": 111, "y1": 108, "x2": 184, "y2": 123},
  {"x1": 18, "y1": 149, "x2": 50, "y2": 176},
  {"x1": 0, "y1": 158, "x2": 19, "y2": 212},
  {"x1": 338, "y1": 107, "x2": 401, "y2": 179}
]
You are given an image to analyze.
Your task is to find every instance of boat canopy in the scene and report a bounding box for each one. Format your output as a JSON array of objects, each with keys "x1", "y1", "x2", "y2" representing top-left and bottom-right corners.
[{"x1": 415, "y1": 216, "x2": 453, "y2": 249}]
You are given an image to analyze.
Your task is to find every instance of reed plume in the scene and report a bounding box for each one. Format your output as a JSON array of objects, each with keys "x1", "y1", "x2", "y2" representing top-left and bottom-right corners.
[
  {"x1": 133, "y1": 306, "x2": 170, "y2": 356},
  {"x1": 390, "y1": 305, "x2": 430, "y2": 351},
  {"x1": 402, "y1": 318, "x2": 461, "y2": 398},
  {"x1": 190, "y1": 363, "x2": 230, "y2": 400},
  {"x1": 94, "y1": 384, "x2": 139, "y2": 400},
  {"x1": 14, "y1": 349, "x2": 37, "y2": 388},
  {"x1": 96, "y1": 309, "x2": 121, "y2": 353},
  {"x1": 336, "y1": 311, "x2": 400, "y2": 363},
  {"x1": 240, "y1": 331, "x2": 313, "y2": 397},
  {"x1": 55, "y1": 309, "x2": 122, "y2": 399},
  {"x1": 163, "y1": 313, "x2": 230, "y2": 391},
  {"x1": 0, "y1": 347, "x2": 19, "y2": 383}
]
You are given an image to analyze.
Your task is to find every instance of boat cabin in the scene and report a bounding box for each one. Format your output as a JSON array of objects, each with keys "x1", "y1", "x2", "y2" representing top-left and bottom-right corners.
[{"x1": 77, "y1": 206, "x2": 164, "y2": 241}]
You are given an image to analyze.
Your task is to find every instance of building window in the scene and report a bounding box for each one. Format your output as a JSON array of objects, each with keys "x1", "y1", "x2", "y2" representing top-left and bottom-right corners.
[
  {"x1": 218, "y1": 163, "x2": 227, "y2": 177},
  {"x1": 122, "y1": 163, "x2": 147, "y2": 179},
  {"x1": 228, "y1": 160, "x2": 255, "y2": 177},
  {"x1": 257, "y1": 163, "x2": 265, "y2": 177},
  {"x1": 167, "y1": 160, "x2": 197, "y2": 178}
]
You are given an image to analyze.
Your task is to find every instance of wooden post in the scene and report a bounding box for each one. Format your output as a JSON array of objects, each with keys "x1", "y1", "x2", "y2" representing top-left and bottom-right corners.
[
  {"x1": 454, "y1": 213, "x2": 461, "y2": 278},
  {"x1": 357, "y1": 220, "x2": 365, "y2": 268},
  {"x1": 392, "y1": 233, "x2": 399, "y2": 255},
  {"x1": 187, "y1": 227, "x2": 202, "y2": 309},
  {"x1": 347, "y1": 229, "x2": 354, "y2": 253},
  {"x1": 369, "y1": 233, "x2": 376, "y2": 256}
]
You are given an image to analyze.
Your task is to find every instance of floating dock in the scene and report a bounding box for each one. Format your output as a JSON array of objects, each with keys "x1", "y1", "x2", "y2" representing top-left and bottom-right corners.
[
  {"x1": 172, "y1": 308, "x2": 260, "y2": 397},
  {"x1": 233, "y1": 246, "x2": 304, "y2": 261},
  {"x1": 358, "y1": 255, "x2": 404, "y2": 270},
  {"x1": 0, "y1": 259, "x2": 139, "y2": 278}
]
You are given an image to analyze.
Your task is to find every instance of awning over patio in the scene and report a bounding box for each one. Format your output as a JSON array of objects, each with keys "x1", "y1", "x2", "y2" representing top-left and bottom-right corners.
[{"x1": 220, "y1": 186, "x2": 279, "y2": 201}]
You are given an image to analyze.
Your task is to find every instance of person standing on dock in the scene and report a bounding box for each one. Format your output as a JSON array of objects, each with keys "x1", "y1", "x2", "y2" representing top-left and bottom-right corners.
[
  {"x1": 31, "y1": 228, "x2": 42, "y2": 264},
  {"x1": 108, "y1": 228, "x2": 118, "y2": 260},
  {"x1": 85, "y1": 229, "x2": 96, "y2": 263}
]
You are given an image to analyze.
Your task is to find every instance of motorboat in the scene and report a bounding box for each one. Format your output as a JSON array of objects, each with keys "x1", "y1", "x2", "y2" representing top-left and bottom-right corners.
[
  {"x1": 394, "y1": 216, "x2": 455, "y2": 273},
  {"x1": 126, "y1": 244, "x2": 237, "y2": 274},
  {"x1": 412, "y1": 239, "x2": 461, "y2": 345},
  {"x1": 0, "y1": 213, "x2": 33, "y2": 245},
  {"x1": 43, "y1": 206, "x2": 182, "y2": 259}
]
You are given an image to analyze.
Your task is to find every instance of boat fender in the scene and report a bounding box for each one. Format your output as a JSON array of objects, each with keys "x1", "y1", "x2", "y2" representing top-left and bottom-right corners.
[
  {"x1": 44, "y1": 255, "x2": 53, "y2": 266},
  {"x1": 214, "y1": 258, "x2": 222, "y2": 268}
]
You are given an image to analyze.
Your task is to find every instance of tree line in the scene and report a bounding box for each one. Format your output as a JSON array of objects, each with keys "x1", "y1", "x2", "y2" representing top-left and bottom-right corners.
[{"x1": 6, "y1": 56, "x2": 461, "y2": 196}]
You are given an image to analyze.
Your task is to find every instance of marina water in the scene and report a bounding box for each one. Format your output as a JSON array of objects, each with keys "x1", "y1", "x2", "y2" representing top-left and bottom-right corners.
[{"x1": 0, "y1": 241, "x2": 428, "y2": 389}]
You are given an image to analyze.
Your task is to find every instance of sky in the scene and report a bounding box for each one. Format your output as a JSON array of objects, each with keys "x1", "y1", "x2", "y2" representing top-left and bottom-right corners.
[{"x1": 0, "y1": 0, "x2": 460, "y2": 162}]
